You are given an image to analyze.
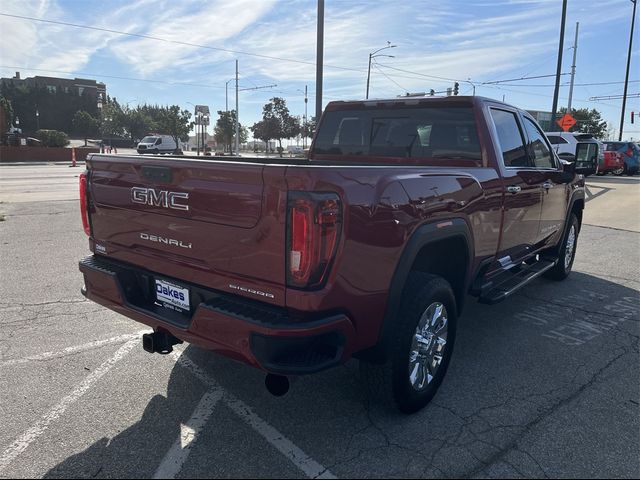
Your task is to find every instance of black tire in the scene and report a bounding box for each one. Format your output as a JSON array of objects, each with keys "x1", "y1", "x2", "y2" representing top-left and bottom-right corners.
[
  {"x1": 360, "y1": 272, "x2": 457, "y2": 414},
  {"x1": 544, "y1": 213, "x2": 579, "y2": 281}
]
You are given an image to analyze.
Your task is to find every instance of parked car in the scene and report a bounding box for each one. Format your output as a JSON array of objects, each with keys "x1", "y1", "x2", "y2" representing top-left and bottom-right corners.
[
  {"x1": 79, "y1": 95, "x2": 593, "y2": 413},
  {"x1": 599, "y1": 150, "x2": 625, "y2": 175},
  {"x1": 545, "y1": 132, "x2": 603, "y2": 175},
  {"x1": 603, "y1": 141, "x2": 640, "y2": 175},
  {"x1": 137, "y1": 135, "x2": 179, "y2": 154}
]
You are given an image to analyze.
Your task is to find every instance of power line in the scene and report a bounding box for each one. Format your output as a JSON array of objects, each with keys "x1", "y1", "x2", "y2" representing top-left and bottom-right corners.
[
  {"x1": 374, "y1": 64, "x2": 461, "y2": 82},
  {"x1": 372, "y1": 63, "x2": 408, "y2": 94},
  {"x1": 481, "y1": 73, "x2": 570, "y2": 85},
  {"x1": 0, "y1": 65, "x2": 227, "y2": 89},
  {"x1": 0, "y1": 12, "x2": 364, "y2": 73}
]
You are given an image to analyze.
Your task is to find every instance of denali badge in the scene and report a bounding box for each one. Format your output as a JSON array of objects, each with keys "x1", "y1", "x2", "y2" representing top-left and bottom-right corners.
[
  {"x1": 140, "y1": 233, "x2": 192, "y2": 249},
  {"x1": 131, "y1": 187, "x2": 189, "y2": 211},
  {"x1": 229, "y1": 284, "x2": 275, "y2": 299}
]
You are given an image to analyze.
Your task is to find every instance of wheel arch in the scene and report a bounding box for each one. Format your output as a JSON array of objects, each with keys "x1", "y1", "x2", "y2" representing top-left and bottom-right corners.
[{"x1": 361, "y1": 218, "x2": 474, "y2": 363}]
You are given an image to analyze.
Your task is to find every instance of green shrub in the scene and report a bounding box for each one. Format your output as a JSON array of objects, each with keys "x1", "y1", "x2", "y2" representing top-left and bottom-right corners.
[{"x1": 36, "y1": 129, "x2": 70, "y2": 147}]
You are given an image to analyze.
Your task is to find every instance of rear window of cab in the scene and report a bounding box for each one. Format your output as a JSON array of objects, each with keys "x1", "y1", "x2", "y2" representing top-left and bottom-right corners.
[{"x1": 313, "y1": 106, "x2": 482, "y2": 165}]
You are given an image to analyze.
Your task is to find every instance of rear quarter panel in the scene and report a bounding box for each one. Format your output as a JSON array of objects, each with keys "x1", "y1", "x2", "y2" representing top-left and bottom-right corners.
[{"x1": 284, "y1": 165, "x2": 503, "y2": 351}]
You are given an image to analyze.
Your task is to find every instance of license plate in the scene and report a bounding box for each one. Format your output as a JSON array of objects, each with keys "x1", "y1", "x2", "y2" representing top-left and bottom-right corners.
[{"x1": 155, "y1": 279, "x2": 190, "y2": 312}]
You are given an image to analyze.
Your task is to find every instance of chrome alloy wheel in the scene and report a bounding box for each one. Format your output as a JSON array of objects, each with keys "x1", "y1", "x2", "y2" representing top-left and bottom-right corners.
[
  {"x1": 408, "y1": 302, "x2": 448, "y2": 391},
  {"x1": 565, "y1": 225, "x2": 576, "y2": 270}
]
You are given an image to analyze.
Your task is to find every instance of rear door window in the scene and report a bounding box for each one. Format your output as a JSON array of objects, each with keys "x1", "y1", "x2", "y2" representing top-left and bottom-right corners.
[
  {"x1": 489, "y1": 108, "x2": 530, "y2": 167},
  {"x1": 523, "y1": 117, "x2": 555, "y2": 169}
]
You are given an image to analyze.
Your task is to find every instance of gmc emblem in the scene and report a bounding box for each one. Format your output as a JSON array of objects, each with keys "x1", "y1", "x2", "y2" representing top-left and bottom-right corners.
[{"x1": 131, "y1": 187, "x2": 189, "y2": 211}]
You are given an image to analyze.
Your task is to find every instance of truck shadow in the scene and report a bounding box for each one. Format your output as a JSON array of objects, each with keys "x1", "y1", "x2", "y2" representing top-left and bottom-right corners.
[{"x1": 43, "y1": 272, "x2": 639, "y2": 478}]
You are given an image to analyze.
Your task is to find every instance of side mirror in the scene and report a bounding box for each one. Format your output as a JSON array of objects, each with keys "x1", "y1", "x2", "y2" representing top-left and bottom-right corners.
[
  {"x1": 574, "y1": 143, "x2": 598, "y2": 177},
  {"x1": 558, "y1": 155, "x2": 575, "y2": 182}
]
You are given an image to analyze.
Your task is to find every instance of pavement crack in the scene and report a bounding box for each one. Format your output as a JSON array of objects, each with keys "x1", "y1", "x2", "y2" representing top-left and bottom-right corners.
[{"x1": 459, "y1": 347, "x2": 629, "y2": 479}]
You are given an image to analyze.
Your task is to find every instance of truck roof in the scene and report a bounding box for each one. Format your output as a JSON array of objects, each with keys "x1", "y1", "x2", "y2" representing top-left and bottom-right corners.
[{"x1": 324, "y1": 95, "x2": 517, "y2": 110}]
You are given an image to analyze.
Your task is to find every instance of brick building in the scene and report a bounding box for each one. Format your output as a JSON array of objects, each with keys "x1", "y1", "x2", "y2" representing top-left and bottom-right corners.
[{"x1": 1, "y1": 72, "x2": 106, "y2": 104}]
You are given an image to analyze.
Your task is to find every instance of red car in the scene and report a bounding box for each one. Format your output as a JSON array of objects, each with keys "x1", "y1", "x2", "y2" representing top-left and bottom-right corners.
[
  {"x1": 598, "y1": 150, "x2": 625, "y2": 175},
  {"x1": 79, "y1": 96, "x2": 593, "y2": 413}
]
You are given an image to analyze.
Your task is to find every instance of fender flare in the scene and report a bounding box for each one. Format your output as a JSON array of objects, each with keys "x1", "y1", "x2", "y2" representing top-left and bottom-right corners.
[
  {"x1": 558, "y1": 189, "x2": 586, "y2": 249},
  {"x1": 371, "y1": 218, "x2": 474, "y2": 361}
]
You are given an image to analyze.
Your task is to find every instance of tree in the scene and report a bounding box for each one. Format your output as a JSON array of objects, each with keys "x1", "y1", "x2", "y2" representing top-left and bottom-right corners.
[
  {"x1": 301, "y1": 116, "x2": 317, "y2": 144},
  {"x1": 120, "y1": 106, "x2": 154, "y2": 145},
  {"x1": 99, "y1": 100, "x2": 125, "y2": 143},
  {"x1": 72, "y1": 110, "x2": 99, "y2": 146},
  {"x1": 260, "y1": 97, "x2": 301, "y2": 156},
  {"x1": 250, "y1": 117, "x2": 279, "y2": 153},
  {"x1": 214, "y1": 110, "x2": 248, "y2": 153},
  {"x1": 0, "y1": 96, "x2": 13, "y2": 133},
  {"x1": 558, "y1": 107, "x2": 608, "y2": 139},
  {"x1": 156, "y1": 105, "x2": 191, "y2": 153},
  {"x1": 1, "y1": 80, "x2": 99, "y2": 135}
]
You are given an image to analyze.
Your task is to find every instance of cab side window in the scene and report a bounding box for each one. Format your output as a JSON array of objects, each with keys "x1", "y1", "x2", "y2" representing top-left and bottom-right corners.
[
  {"x1": 489, "y1": 109, "x2": 530, "y2": 167},
  {"x1": 523, "y1": 117, "x2": 554, "y2": 168}
]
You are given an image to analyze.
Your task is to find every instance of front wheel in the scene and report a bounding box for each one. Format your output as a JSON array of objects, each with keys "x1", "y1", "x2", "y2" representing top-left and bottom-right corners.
[
  {"x1": 544, "y1": 213, "x2": 579, "y2": 281},
  {"x1": 360, "y1": 273, "x2": 457, "y2": 414}
]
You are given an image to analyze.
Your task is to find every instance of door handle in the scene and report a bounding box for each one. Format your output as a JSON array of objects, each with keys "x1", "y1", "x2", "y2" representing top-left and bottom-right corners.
[
  {"x1": 507, "y1": 185, "x2": 521, "y2": 194},
  {"x1": 542, "y1": 181, "x2": 553, "y2": 190}
]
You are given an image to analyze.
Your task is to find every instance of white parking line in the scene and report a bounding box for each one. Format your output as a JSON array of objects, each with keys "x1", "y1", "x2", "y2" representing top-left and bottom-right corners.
[
  {"x1": 0, "y1": 331, "x2": 149, "y2": 368},
  {"x1": 169, "y1": 351, "x2": 336, "y2": 479},
  {"x1": 0, "y1": 338, "x2": 139, "y2": 474},
  {"x1": 153, "y1": 389, "x2": 223, "y2": 479}
]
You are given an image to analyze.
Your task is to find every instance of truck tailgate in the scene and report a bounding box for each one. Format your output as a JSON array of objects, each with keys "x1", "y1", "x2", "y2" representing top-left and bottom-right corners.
[{"x1": 87, "y1": 155, "x2": 287, "y2": 306}]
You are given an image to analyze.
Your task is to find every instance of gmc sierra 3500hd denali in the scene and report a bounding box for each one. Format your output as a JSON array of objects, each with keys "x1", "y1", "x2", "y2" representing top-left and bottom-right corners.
[{"x1": 78, "y1": 96, "x2": 595, "y2": 413}]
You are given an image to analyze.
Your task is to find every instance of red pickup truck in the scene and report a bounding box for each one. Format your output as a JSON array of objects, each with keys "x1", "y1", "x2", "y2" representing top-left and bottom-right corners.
[{"x1": 79, "y1": 96, "x2": 592, "y2": 413}]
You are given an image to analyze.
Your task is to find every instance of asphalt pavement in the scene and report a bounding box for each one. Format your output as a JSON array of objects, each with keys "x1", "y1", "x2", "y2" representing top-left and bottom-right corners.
[{"x1": 0, "y1": 164, "x2": 638, "y2": 478}]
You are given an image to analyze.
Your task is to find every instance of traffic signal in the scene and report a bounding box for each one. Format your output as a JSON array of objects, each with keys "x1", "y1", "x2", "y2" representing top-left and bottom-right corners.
[
  {"x1": 453, "y1": 82, "x2": 459, "y2": 95},
  {"x1": 429, "y1": 89, "x2": 435, "y2": 96},
  {"x1": 632, "y1": 111, "x2": 635, "y2": 124}
]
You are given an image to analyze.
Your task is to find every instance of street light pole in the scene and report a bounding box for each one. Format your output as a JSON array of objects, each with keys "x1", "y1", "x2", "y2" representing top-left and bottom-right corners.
[
  {"x1": 619, "y1": 0, "x2": 637, "y2": 141},
  {"x1": 235, "y1": 59, "x2": 239, "y2": 155},
  {"x1": 366, "y1": 43, "x2": 397, "y2": 99},
  {"x1": 315, "y1": 0, "x2": 324, "y2": 123},
  {"x1": 297, "y1": 86, "x2": 309, "y2": 149}
]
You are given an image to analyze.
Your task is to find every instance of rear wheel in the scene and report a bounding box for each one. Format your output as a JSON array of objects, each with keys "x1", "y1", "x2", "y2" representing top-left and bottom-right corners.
[
  {"x1": 544, "y1": 213, "x2": 579, "y2": 281},
  {"x1": 360, "y1": 272, "x2": 457, "y2": 414}
]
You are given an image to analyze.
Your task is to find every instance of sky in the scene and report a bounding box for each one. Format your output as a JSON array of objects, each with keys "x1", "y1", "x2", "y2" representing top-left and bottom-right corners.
[{"x1": 0, "y1": 0, "x2": 638, "y2": 141}]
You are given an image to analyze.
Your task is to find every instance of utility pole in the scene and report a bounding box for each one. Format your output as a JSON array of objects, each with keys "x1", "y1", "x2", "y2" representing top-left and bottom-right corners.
[
  {"x1": 315, "y1": 0, "x2": 324, "y2": 123},
  {"x1": 567, "y1": 22, "x2": 579, "y2": 112},
  {"x1": 194, "y1": 106, "x2": 199, "y2": 155},
  {"x1": 620, "y1": 0, "x2": 637, "y2": 141},
  {"x1": 235, "y1": 59, "x2": 239, "y2": 155},
  {"x1": 225, "y1": 78, "x2": 234, "y2": 112},
  {"x1": 550, "y1": 0, "x2": 568, "y2": 132},
  {"x1": 304, "y1": 85, "x2": 308, "y2": 149}
]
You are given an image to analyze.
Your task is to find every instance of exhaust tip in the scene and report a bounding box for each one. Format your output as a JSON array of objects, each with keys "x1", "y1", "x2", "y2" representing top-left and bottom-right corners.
[{"x1": 265, "y1": 374, "x2": 290, "y2": 397}]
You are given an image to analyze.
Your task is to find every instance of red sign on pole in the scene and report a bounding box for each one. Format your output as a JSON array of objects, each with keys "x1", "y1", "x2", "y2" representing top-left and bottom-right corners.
[{"x1": 556, "y1": 113, "x2": 577, "y2": 132}]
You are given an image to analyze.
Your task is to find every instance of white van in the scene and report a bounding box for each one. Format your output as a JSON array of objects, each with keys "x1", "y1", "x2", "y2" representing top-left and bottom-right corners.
[{"x1": 137, "y1": 135, "x2": 178, "y2": 154}]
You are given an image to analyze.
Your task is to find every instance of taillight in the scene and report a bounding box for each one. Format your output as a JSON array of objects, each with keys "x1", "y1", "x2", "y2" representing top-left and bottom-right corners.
[
  {"x1": 79, "y1": 172, "x2": 90, "y2": 236},
  {"x1": 287, "y1": 192, "x2": 342, "y2": 290},
  {"x1": 627, "y1": 148, "x2": 633, "y2": 157}
]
